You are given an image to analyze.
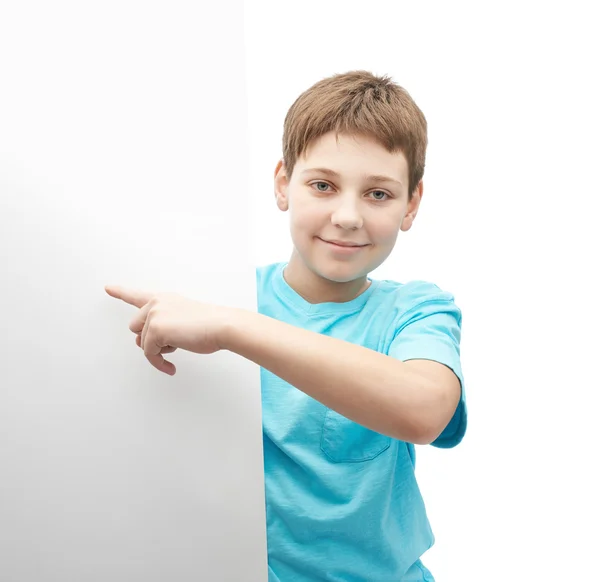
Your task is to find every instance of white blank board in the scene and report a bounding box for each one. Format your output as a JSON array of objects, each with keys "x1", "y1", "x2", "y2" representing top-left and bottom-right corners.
[{"x1": 0, "y1": 2, "x2": 268, "y2": 581}]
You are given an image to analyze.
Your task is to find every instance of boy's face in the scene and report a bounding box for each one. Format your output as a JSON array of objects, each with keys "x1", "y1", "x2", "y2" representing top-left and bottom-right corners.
[{"x1": 274, "y1": 131, "x2": 421, "y2": 288}]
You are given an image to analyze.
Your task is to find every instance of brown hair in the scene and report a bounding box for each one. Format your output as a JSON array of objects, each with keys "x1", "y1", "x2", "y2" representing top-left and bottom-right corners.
[{"x1": 282, "y1": 70, "x2": 428, "y2": 199}]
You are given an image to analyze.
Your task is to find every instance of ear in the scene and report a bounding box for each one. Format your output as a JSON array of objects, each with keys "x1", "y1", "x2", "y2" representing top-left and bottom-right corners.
[
  {"x1": 400, "y1": 180, "x2": 423, "y2": 232},
  {"x1": 274, "y1": 159, "x2": 290, "y2": 212}
]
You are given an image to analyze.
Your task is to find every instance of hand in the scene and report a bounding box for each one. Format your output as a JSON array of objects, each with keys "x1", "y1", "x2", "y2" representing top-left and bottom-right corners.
[{"x1": 104, "y1": 286, "x2": 231, "y2": 375}]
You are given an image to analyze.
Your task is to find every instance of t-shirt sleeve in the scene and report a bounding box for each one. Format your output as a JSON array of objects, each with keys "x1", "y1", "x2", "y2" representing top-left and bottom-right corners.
[{"x1": 388, "y1": 294, "x2": 467, "y2": 449}]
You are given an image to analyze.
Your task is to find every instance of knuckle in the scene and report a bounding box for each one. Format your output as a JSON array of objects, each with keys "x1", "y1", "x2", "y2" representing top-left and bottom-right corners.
[{"x1": 148, "y1": 305, "x2": 161, "y2": 318}]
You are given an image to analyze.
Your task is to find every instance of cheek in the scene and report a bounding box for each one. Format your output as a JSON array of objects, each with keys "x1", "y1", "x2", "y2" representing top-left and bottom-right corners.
[
  {"x1": 368, "y1": 212, "x2": 403, "y2": 243},
  {"x1": 290, "y1": 199, "x2": 324, "y2": 233}
]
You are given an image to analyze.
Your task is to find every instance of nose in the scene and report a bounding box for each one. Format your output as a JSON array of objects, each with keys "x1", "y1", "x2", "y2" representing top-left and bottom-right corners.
[{"x1": 331, "y1": 197, "x2": 363, "y2": 230}]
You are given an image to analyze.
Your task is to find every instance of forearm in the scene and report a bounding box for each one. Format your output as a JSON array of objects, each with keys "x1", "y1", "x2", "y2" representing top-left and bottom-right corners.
[{"x1": 220, "y1": 308, "x2": 446, "y2": 444}]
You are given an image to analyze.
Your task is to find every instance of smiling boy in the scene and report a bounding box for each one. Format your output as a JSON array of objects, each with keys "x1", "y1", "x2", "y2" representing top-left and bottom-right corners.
[{"x1": 106, "y1": 71, "x2": 467, "y2": 581}]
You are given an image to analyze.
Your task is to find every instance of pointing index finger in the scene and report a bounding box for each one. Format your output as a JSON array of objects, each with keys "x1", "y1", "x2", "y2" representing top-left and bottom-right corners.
[{"x1": 105, "y1": 285, "x2": 153, "y2": 308}]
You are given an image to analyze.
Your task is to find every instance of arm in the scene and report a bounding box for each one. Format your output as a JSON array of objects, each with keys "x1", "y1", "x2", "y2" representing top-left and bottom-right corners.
[
  {"x1": 104, "y1": 285, "x2": 463, "y2": 446},
  {"x1": 220, "y1": 308, "x2": 461, "y2": 445}
]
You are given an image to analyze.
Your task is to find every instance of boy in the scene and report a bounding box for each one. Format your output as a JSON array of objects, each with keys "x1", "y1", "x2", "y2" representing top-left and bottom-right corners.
[{"x1": 106, "y1": 70, "x2": 467, "y2": 581}]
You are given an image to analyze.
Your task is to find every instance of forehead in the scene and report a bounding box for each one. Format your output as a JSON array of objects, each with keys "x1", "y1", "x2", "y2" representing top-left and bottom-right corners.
[{"x1": 296, "y1": 131, "x2": 409, "y2": 184}]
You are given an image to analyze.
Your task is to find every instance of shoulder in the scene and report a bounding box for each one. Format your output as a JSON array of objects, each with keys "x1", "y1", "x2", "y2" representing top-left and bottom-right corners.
[
  {"x1": 255, "y1": 262, "x2": 286, "y2": 305},
  {"x1": 256, "y1": 262, "x2": 283, "y2": 286},
  {"x1": 371, "y1": 278, "x2": 461, "y2": 328}
]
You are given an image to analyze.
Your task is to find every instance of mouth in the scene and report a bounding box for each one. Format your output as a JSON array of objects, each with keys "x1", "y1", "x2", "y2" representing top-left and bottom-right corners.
[
  {"x1": 317, "y1": 237, "x2": 370, "y2": 250},
  {"x1": 319, "y1": 237, "x2": 369, "y2": 247}
]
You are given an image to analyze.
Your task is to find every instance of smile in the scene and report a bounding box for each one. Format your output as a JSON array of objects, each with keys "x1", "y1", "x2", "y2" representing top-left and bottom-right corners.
[{"x1": 317, "y1": 238, "x2": 370, "y2": 252}]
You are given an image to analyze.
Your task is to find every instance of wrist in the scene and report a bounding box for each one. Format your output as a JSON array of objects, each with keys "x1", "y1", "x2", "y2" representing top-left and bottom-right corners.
[{"x1": 216, "y1": 306, "x2": 248, "y2": 352}]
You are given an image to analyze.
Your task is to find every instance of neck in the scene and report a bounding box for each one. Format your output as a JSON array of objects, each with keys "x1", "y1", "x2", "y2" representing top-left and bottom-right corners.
[{"x1": 284, "y1": 251, "x2": 371, "y2": 304}]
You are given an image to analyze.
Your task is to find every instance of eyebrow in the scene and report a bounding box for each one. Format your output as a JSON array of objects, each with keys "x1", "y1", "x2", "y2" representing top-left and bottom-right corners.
[{"x1": 301, "y1": 167, "x2": 404, "y2": 188}]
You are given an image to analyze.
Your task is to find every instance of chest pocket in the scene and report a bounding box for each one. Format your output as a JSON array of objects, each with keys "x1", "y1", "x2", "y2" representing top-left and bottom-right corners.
[{"x1": 320, "y1": 409, "x2": 391, "y2": 463}]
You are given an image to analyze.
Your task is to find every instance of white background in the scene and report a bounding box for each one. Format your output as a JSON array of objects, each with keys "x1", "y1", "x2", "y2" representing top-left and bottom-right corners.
[
  {"x1": 245, "y1": 1, "x2": 599, "y2": 579},
  {"x1": 1, "y1": 2, "x2": 597, "y2": 580},
  {"x1": 0, "y1": 2, "x2": 267, "y2": 581}
]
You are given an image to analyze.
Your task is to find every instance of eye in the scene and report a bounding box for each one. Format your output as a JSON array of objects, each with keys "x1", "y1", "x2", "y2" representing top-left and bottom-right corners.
[
  {"x1": 311, "y1": 181, "x2": 332, "y2": 192},
  {"x1": 368, "y1": 190, "x2": 389, "y2": 201}
]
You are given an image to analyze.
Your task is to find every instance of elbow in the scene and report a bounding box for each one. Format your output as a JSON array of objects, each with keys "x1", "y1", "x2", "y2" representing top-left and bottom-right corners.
[
  {"x1": 407, "y1": 390, "x2": 458, "y2": 446},
  {"x1": 393, "y1": 416, "x2": 441, "y2": 446},
  {"x1": 395, "y1": 360, "x2": 461, "y2": 446},
  {"x1": 410, "y1": 423, "x2": 441, "y2": 446}
]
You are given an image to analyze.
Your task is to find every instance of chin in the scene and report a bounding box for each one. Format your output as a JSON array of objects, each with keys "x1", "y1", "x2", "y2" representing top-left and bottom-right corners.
[{"x1": 311, "y1": 260, "x2": 371, "y2": 284}]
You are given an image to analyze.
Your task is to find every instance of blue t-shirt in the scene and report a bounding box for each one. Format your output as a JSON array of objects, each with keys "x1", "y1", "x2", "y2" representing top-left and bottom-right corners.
[{"x1": 257, "y1": 262, "x2": 467, "y2": 582}]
